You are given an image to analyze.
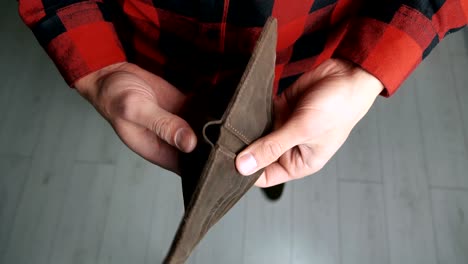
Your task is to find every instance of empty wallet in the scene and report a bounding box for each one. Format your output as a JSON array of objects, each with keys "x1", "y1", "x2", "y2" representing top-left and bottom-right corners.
[{"x1": 164, "y1": 17, "x2": 277, "y2": 264}]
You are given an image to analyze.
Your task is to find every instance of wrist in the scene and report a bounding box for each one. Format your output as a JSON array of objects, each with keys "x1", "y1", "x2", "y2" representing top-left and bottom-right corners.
[
  {"x1": 331, "y1": 58, "x2": 383, "y2": 98},
  {"x1": 74, "y1": 62, "x2": 128, "y2": 100},
  {"x1": 351, "y1": 65, "x2": 384, "y2": 98},
  {"x1": 344, "y1": 61, "x2": 383, "y2": 121},
  {"x1": 323, "y1": 58, "x2": 383, "y2": 122}
]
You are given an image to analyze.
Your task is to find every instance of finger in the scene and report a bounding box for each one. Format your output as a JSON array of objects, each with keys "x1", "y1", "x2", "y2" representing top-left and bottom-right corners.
[
  {"x1": 113, "y1": 120, "x2": 181, "y2": 173},
  {"x1": 255, "y1": 146, "x2": 327, "y2": 187},
  {"x1": 235, "y1": 123, "x2": 303, "y2": 176},
  {"x1": 254, "y1": 160, "x2": 308, "y2": 188},
  {"x1": 125, "y1": 64, "x2": 187, "y2": 112},
  {"x1": 117, "y1": 95, "x2": 197, "y2": 153},
  {"x1": 255, "y1": 171, "x2": 268, "y2": 187},
  {"x1": 254, "y1": 164, "x2": 290, "y2": 188}
]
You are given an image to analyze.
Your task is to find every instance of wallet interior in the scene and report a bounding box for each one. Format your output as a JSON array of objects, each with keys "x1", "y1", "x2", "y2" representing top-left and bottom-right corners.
[{"x1": 165, "y1": 17, "x2": 277, "y2": 264}]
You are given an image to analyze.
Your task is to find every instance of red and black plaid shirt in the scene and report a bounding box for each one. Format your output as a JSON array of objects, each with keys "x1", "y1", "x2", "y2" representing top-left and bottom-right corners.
[{"x1": 19, "y1": 0, "x2": 467, "y2": 96}]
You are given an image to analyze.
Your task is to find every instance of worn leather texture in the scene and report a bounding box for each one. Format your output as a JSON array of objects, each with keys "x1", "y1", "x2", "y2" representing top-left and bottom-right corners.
[{"x1": 164, "y1": 17, "x2": 277, "y2": 264}]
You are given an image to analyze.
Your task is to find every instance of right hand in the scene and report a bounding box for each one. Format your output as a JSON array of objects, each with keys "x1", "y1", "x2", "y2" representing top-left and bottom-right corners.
[{"x1": 74, "y1": 62, "x2": 197, "y2": 173}]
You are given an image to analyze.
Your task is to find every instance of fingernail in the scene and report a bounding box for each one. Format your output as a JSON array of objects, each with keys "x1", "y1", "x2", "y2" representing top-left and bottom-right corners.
[
  {"x1": 175, "y1": 128, "x2": 193, "y2": 152},
  {"x1": 238, "y1": 153, "x2": 257, "y2": 175}
]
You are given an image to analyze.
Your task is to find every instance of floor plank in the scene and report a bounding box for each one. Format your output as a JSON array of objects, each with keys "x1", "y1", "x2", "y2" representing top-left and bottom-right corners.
[
  {"x1": 144, "y1": 168, "x2": 186, "y2": 264},
  {"x1": 1, "y1": 87, "x2": 88, "y2": 264},
  {"x1": 96, "y1": 146, "x2": 182, "y2": 264},
  {"x1": 48, "y1": 163, "x2": 115, "y2": 264},
  {"x1": 0, "y1": 4, "x2": 55, "y2": 157},
  {"x1": 335, "y1": 108, "x2": 382, "y2": 183},
  {"x1": 76, "y1": 105, "x2": 122, "y2": 164},
  {"x1": 339, "y1": 181, "x2": 389, "y2": 264},
  {"x1": 243, "y1": 182, "x2": 293, "y2": 264},
  {"x1": 191, "y1": 195, "x2": 246, "y2": 264},
  {"x1": 0, "y1": 78, "x2": 11, "y2": 127},
  {"x1": 413, "y1": 44, "x2": 468, "y2": 189},
  {"x1": 290, "y1": 161, "x2": 339, "y2": 264},
  {"x1": 450, "y1": 53, "x2": 468, "y2": 179},
  {"x1": 445, "y1": 28, "x2": 468, "y2": 56},
  {"x1": 376, "y1": 76, "x2": 437, "y2": 264},
  {"x1": 0, "y1": 155, "x2": 31, "y2": 260},
  {"x1": 431, "y1": 188, "x2": 468, "y2": 264},
  {"x1": 0, "y1": 39, "x2": 53, "y2": 157}
]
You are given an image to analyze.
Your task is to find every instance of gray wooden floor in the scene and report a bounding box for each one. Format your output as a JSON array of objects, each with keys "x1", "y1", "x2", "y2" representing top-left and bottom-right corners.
[{"x1": 1, "y1": 3, "x2": 468, "y2": 264}]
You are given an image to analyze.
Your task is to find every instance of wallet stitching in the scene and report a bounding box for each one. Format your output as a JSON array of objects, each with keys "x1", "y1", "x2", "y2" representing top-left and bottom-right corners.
[
  {"x1": 226, "y1": 122, "x2": 251, "y2": 144},
  {"x1": 226, "y1": 24, "x2": 271, "y2": 144},
  {"x1": 227, "y1": 42, "x2": 264, "y2": 123},
  {"x1": 217, "y1": 145, "x2": 236, "y2": 159}
]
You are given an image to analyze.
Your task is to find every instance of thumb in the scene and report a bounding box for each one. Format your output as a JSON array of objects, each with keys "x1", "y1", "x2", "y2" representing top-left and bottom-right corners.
[
  {"x1": 235, "y1": 124, "x2": 301, "y2": 176},
  {"x1": 119, "y1": 96, "x2": 197, "y2": 153}
]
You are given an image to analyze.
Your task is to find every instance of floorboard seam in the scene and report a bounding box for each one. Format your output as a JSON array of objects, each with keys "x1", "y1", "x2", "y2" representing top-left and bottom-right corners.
[
  {"x1": 413, "y1": 81, "x2": 440, "y2": 264},
  {"x1": 338, "y1": 178, "x2": 382, "y2": 185},
  {"x1": 429, "y1": 185, "x2": 468, "y2": 192}
]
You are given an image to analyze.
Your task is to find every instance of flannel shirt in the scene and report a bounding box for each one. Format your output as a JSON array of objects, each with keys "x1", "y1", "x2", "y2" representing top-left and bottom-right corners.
[{"x1": 19, "y1": 0, "x2": 468, "y2": 97}]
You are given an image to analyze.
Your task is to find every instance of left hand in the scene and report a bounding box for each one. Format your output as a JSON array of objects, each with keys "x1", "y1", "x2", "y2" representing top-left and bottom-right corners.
[{"x1": 235, "y1": 58, "x2": 384, "y2": 187}]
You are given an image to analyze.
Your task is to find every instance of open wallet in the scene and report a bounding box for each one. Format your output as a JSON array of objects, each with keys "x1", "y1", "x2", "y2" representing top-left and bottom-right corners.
[{"x1": 164, "y1": 17, "x2": 277, "y2": 264}]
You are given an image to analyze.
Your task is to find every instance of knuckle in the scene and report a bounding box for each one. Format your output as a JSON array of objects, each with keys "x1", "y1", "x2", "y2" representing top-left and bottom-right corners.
[
  {"x1": 306, "y1": 158, "x2": 325, "y2": 174},
  {"x1": 297, "y1": 144, "x2": 326, "y2": 175},
  {"x1": 111, "y1": 92, "x2": 141, "y2": 120},
  {"x1": 288, "y1": 158, "x2": 325, "y2": 181},
  {"x1": 150, "y1": 116, "x2": 173, "y2": 141},
  {"x1": 261, "y1": 140, "x2": 283, "y2": 160}
]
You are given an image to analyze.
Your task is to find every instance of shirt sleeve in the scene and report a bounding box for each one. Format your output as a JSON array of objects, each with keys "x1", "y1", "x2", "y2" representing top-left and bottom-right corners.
[
  {"x1": 18, "y1": 0, "x2": 127, "y2": 87},
  {"x1": 332, "y1": 0, "x2": 468, "y2": 97}
]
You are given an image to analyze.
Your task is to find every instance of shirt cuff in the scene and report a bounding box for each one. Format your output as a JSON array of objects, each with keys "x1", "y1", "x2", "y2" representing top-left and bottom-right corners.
[
  {"x1": 30, "y1": 2, "x2": 126, "y2": 87},
  {"x1": 332, "y1": 6, "x2": 440, "y2": 97}
]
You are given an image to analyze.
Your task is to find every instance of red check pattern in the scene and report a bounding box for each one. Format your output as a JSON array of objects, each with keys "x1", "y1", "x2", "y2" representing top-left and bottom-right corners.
[{"x1": 19, "y1": 0, "x2": 468, "y2": 97}]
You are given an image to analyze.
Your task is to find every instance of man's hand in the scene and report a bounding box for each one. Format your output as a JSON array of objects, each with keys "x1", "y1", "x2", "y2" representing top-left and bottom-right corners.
[
  {"x1": 235, "y1": 59, "x2": 384, "y2": 187},
  {"x1": 75, "y1": 62, "x2": 197, "y2": 173}
]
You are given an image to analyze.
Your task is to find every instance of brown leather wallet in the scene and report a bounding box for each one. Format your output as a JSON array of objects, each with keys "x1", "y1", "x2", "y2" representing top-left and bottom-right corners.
[{"x1": 164, "y1": 17, "x2": 277, "y2": 264}]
